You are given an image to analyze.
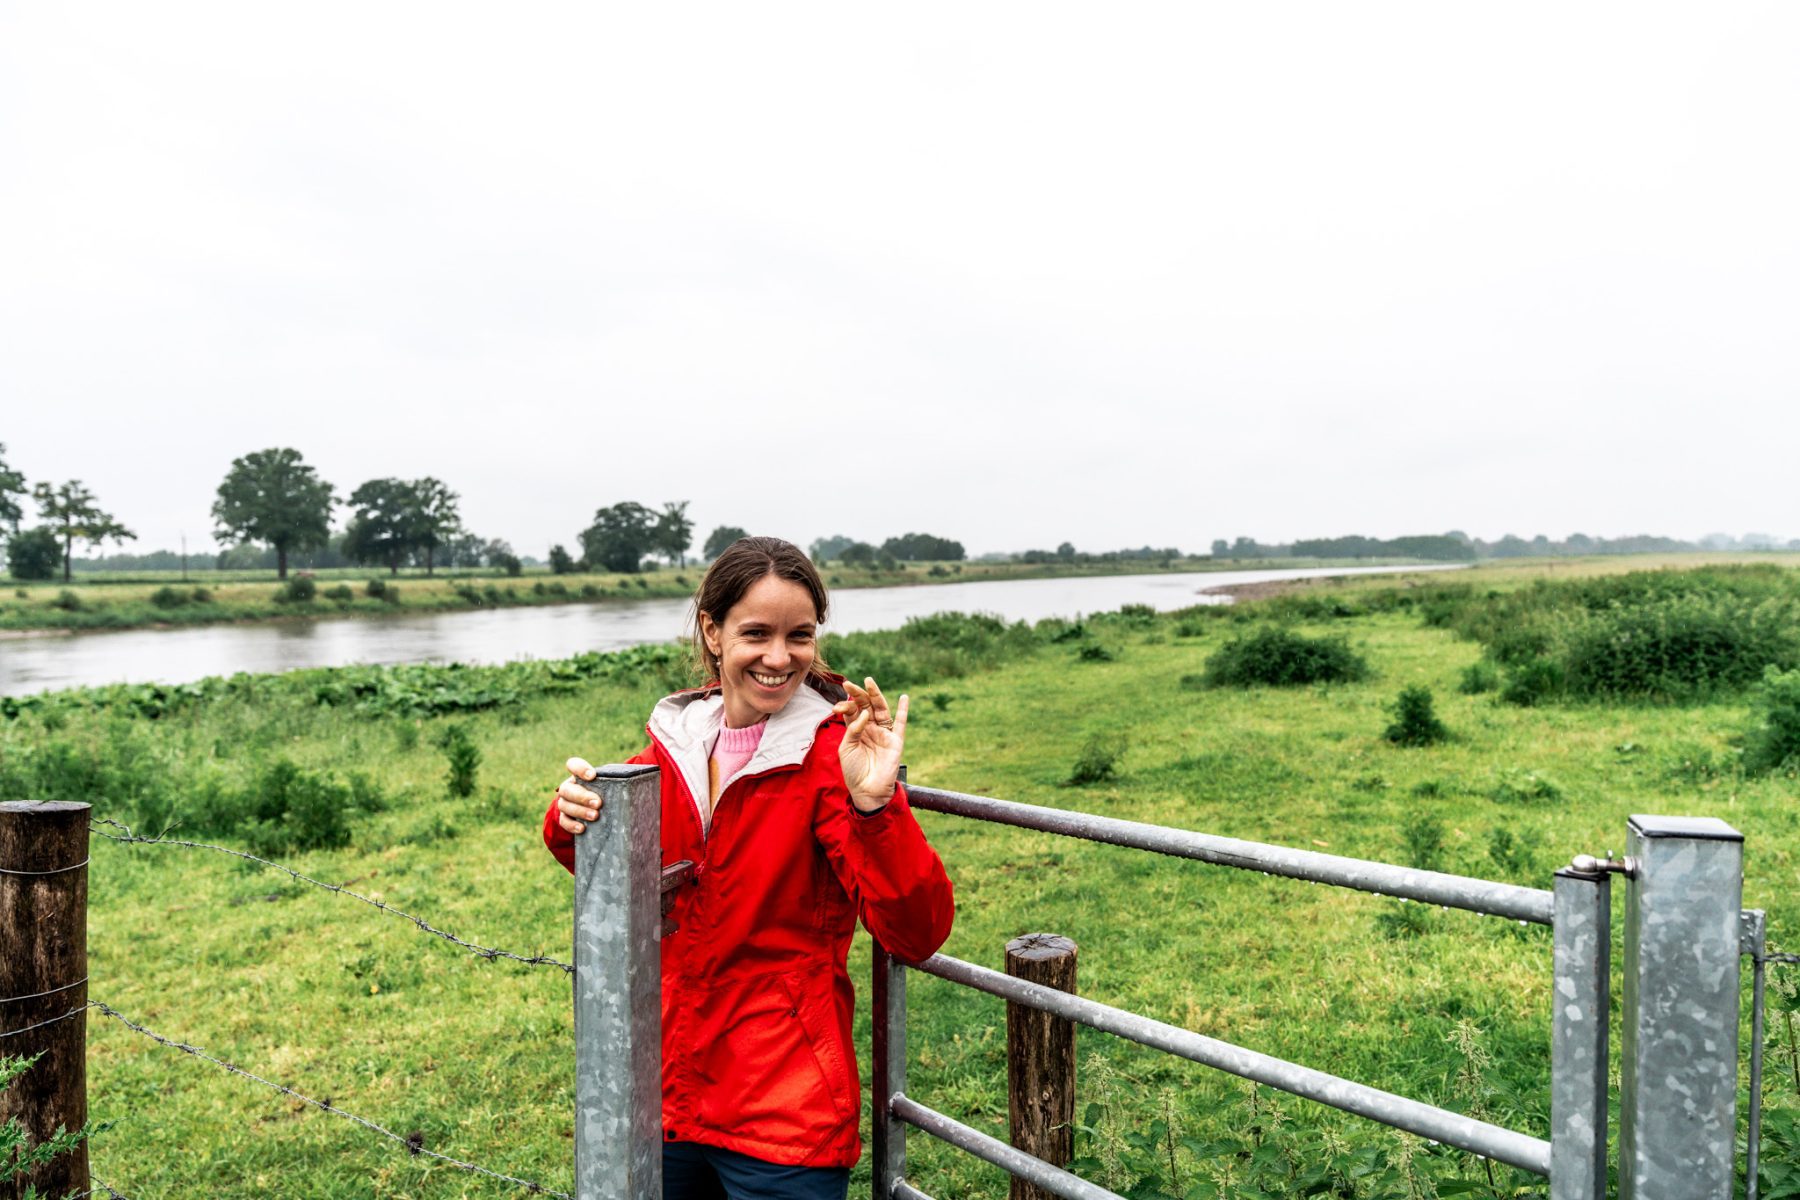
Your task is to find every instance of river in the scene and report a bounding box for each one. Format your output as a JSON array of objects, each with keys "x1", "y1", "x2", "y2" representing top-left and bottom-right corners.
[{"x1": 0, "y1": 564, "x2": 1465, "y2": 696}]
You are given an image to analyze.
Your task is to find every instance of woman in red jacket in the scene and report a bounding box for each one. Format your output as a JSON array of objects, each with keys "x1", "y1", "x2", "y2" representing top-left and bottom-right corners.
[{"x1": 544, "y1": 536, "x2": 955, "y2": 1200}]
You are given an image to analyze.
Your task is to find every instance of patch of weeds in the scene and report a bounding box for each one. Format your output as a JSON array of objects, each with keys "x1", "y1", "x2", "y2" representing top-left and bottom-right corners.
[
  {"x1": 1489, "y1": 768, "x2": 1564, "y2": 804},
  {"x1": 435, "y1": 723, "x2": 482, "y2": 798},
  {"x1": 1204, "y1": 627, "x2": 1370, "y2": 688},
  {"x1": 1500, "y1": 657, "x2": 1564, "y2": 707},
  {"x1": 1410, "y1": 778, "x2": 1446, "y2": 798},
  {"x1": 1744, "y1": 665, "x2": 1800, "y2": 774},
  {"x1": 1068, "y1": 736, "x2": 1122, "y2": 786},
  {"x1": 1457, "y1": 660, "x2": 1499, "y2": 695},
  {"x1": 1076, "y1": 643, "x2": 1114, "y2": 663},
  {"x1": 1384, "y1": 685, "x2": 1449, "y2": 747},
  {"x1": 149, "y1": 585, "x2": 191, "y2": 609},
  {"x1": 1376, "y1": 900, "x2": 1435, "y2": 939},
  {"x1": 393, "y1": 721, "x2": 420, "y2": 752},
  {"x1": 1178, "y1": 673, "x2": 1207, "y2": 691},
  {"x1": 928, "y1": 692, "x2": 954, "y2": 713},
  {"x1": 1401, "y1": 812, "x2": 1446, "y2": 871},
  {"x1": 1351, "y1": 773, "x2": 1391, "y2": 793},
  {"x1": 323, "y1": 584, "x2": 354, "y2": 603},
  {"x1": 53, "y1": 589, "x2": 84, "y2": 612},
  {"x1": 1486, "y1": 827, "x2": 1534, "y2": 880}
]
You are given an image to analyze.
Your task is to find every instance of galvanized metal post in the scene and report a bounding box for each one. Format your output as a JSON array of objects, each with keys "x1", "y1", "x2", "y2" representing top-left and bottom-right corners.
[
  {"x1": 1550, "y1": 866, "x2": 1609, "y2": 1200},
  {"x1": 1618, "y1": 815, "x2": 1743, "y2": 1200},
  {"x1": 872, "y1": 943, "x2": 907, "y2": 1200},
  {"x1": 572, "y1": 764, "x2": 662, "y2": 1200}
]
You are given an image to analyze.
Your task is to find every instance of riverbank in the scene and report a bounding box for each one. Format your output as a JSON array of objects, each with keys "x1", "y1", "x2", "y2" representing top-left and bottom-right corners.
[
  {"x1": 8, "y1": 564, "x2": 1793, "y2": 1197},
  {"x1": 0, "y1": 555, "x2": 1442, "y2": 634}
]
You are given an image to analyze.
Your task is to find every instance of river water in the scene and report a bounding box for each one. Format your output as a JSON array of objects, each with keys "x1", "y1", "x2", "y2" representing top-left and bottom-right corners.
[{"x1": 0, "y1": 564, "x2": 1464, "y2": 696}]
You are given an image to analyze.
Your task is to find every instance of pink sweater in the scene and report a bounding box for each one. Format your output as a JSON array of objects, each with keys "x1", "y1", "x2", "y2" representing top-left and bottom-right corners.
[{"x1": 707, "y1": 718, "x2": 767, "y2": 814}]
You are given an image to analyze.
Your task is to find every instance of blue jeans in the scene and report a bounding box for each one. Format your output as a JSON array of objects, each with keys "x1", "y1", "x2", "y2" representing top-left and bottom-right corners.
[{"x1": 663, "y1": 1140, "x2": 851, "y2": 1200}]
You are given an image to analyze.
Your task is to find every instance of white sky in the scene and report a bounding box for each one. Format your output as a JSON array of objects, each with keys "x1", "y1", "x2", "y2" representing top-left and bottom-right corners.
[{"x1": 3, "y1": 2, "x2": 1796, "y2": 558}]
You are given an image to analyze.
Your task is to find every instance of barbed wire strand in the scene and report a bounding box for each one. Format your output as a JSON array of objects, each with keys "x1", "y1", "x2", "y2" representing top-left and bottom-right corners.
[
  {"x1": 90, "y1": 1001, "x2": 570, "y2": 1199},
  {"x1": 70, "y1": 1178, "x2": 129, "y2": 1199},
  {"x1": 89, "y1": 819, "x2": 572, "y2": 974},
  {"x1": 0, "y1": 1002, "x2": 91, "y2": 1040},
  {"x1": 0, "y1": 857, "x2": 90, "y2": 876},
  {"x1": 1, "y1": 976, "x2": 88, "y2": 1005}
]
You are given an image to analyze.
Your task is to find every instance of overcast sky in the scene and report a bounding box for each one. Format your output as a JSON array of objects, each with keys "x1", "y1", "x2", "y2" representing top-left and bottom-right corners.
[{"x1": 3, "y1": 2, "x2": 1796, "y2": 559}]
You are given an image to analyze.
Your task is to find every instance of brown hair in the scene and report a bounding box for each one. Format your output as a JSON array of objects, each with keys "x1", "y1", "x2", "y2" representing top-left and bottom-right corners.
[{"x1": 689, "y1": 536, "x2": 838, "y2": 695}]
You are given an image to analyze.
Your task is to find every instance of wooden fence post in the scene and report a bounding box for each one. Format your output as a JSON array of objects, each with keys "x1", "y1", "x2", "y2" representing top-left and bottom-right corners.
[
  {"x1": 1006, "y1": 933, "x2": 1077, "y2": 1200},
  {"x1": 1, "y1": 801, "x2": 91, "y2": 1200}
]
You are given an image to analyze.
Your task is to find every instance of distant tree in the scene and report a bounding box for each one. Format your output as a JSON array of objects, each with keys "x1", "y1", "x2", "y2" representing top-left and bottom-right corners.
[
  {"x1": 580, "y1": 502, "x2": 660, "y2": 573},
  {"x1": 809, "y1": 534, "x2": 857, "y2": 563},
  {"x1": 0, "y1": 443, "x2": 25, "y2": 537},
  {"x1": 438, "y1": 531, "x2": 487, "y2": 569},
  {"x1": 840, "y1": 541, "x2": 878, "y2": 567},
  {"x1": 408, "y1": 478, "x2": 462, "y2": 576},
  {"x1": 6, "y1": 526, "x2": 59, "y2": 580},
  {"x1": 1210, "y1": 539, "x2": 1230, "y2": 558},
  {"x1": 706, "y1": 526, "x2": 750, "y2": 561},
  {"x1": 483, "y1": 538, "x2": 522, "y2": 576},
  {"x1": 880, "y1": 532, "x2": 967, "y2": 562},
  {"x1": 654, "y1": 501, "x2": 694, "y2": 567},
  {"x1": 548, "y1": 544, "x2": 578, "y2": 575},
  {"x1": 209, "y1": 447, "x2": 335, "y2": 580},
  {"x1": 1230, "y1": 536, "x2": 1262, "y2": 559},
  {"x1": 343, "y1": 478, "x2": 419, "y2": 575},
  {"x1": 1055, "y1": 541, "x2": 1076, "y2": 561},
  {"x1": 32, "y1": 480, "x2": 134, "y2": 583}
]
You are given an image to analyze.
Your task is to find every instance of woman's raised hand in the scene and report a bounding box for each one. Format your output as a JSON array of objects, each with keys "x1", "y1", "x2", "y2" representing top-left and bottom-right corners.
[
  {"x1": 833, "y1": 676, "x2": 909, "y2": 812},
  {"x1": 553, "y1": 756, "x2": 601, "y2": 836}
]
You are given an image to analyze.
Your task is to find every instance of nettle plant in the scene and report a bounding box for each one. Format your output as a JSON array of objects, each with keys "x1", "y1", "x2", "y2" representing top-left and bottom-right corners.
[{"x1": 1, "y1": 1052, "x2": 111, "y2": 1196}]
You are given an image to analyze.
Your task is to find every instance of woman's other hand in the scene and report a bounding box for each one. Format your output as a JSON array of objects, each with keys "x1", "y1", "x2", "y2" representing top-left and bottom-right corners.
[
  {"x1": 835, "y1": 676, "x2": 909, "y2": 812},
  {"x1": 554, "y1": 756, "x2": 601, "y2": 836}
]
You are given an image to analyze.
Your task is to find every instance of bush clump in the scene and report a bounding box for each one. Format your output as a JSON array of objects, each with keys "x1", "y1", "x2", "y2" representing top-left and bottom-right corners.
[
  {"x1": 1743, "y1": 666, "x2": 1800, "y2": 774},
  {"x1": 149, "y1": 585, "x2": 190, "y2": 609},
  {"x1": 822, "y1": 612, "x2": 1036, "y2": 692},
  {"x1": 1384, "y1": 685, "x2": 1449, "y2": 747},
  {"x1": 1067, "y1": 735, "x2": 1122, "y2": 786},
  {"x1": 436, "y1": 724, "x2": 483, "y2": 798},
  {"x1": 275, "y1": 577, "x2": 317, "y2": 604},
  {"x1": 1203, "y1": 627, "x2": 1370, "y2": 688}
]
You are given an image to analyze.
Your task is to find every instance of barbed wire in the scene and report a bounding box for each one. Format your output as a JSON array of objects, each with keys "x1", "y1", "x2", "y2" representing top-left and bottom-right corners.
[
  {"x1": 0, "y1": 1002, "x2": 91, "y2": 1040},
  {"x1": 69, "y1": 1178, "x2": 129, "y2": 1199},
  {"x1": 90, "y1": 1001, "x2": 571, "y2": 1199},
  {"x1": 89, "y1": 819, "x2": 573, "y2": 974}
]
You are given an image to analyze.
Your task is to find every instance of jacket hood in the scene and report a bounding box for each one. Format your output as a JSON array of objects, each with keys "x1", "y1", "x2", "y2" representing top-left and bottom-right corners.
[{"x1": 647, "y1": 681, "x2": 840, "y2": 831}]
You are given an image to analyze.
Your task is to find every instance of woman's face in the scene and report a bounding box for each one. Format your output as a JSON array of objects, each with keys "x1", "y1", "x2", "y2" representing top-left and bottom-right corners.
[{"x1": 702, "y1": 574, "x2": 820, "y2": 728}]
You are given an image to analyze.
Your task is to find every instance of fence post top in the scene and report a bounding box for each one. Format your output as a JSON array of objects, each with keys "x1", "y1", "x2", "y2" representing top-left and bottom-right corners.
[
  {"x1": 0, "y1": 801, "x2": 92, "y2": 815},
  {"x1": 1627, "y1": 814, "x2": 1742, "y2": 842},
  {"x1": 1006, "y1": 933, "x2": 1078, "y2": 960},
  {"x1": 593, "y1": 764, "x2": 659, "y2": 781}
]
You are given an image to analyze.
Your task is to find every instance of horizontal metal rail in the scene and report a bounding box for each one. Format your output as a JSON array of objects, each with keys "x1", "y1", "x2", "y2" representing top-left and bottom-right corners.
[
  {"x1": 892, "y1": 1184, "x2": 936, "y2": 1200},
  {"x1": 914, "y1": 952, "x2": 1553, "y2": 1177},
  {"x1": 906, "y1": 785, "x2": 1555, "y2": 925},
  {"x1": 891, "y1": 1095, "x2": 1125, "y2": 1200}
]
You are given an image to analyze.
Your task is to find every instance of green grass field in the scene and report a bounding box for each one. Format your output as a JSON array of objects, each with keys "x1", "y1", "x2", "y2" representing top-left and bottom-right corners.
[{"x1": 5, "y1": 561, "x2": 1798, "y2": 1198}]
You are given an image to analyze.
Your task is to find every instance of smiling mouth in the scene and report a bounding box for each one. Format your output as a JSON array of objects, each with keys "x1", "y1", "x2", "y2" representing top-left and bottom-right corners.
[{"x1": 750, "y1": 671, "x2": 792, "y2": 688}]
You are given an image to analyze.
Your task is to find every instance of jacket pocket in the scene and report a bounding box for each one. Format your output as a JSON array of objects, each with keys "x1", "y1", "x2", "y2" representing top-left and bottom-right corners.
[
  {"x1": 780, "y1": 972, "x2": 855, "y2": 1125},
  {"x1": 693, "y1": 972, "x2": 846, "y2": 1145}
]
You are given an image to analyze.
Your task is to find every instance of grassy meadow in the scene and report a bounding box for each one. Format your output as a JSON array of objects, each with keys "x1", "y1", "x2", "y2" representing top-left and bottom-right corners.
[{"x1": 4, "y1": 560, "x2": 1799, "y2": 1198}]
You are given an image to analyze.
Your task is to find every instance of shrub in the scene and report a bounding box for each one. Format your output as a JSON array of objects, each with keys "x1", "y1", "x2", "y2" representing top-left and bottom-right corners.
[
  {"x1": 435, "y1": 724, "x2": 482, "y2": 798},
  {"x1": 275, "y1": 577, "x2": 317, "y2": 604},
  {"x1": 1076, "y1": 643, "x2": 1114, "y2": 663},
  {"x1": 1068, "y1": 735, "x2": 1122, "y2": 786},
  {"x1": 6, "y1": 527, "x2": 60, "y2": 581},
  {"x1": 1561, "y1": 596, "x2": 1799, "y2": 702},
  {"x1": 191, "y1": 587, "x2": 212, "y2": 603},
  {"x1": 1457, "y1": 660, "x2": 1499, "y2": 695},
  {"x1": 52, "y1": 589, "x2": 83, "y2": 612},
  {"x1": 1384, "y1": 685, "x2": 1449, "y2": 747},
  {"x1": 1203, "y1": 627, "x2": 1370, "y2": 688},
  {"x1": 184, "y1": 758, "x2": 375, "y2": 856},
  {"x1": 365, "y1": 578, "x2": 388, "y2": 598},
  {"x1": 1743, "y1": 666, "x2": 1800, "y2": 774},
  {"x1": 378, "y1": 582, "x2": 400, "y2": 604},
  {"x1": 323, "y1": 584, "x2": 354, "y2": 603},
  {"x1": 149, "y1": 585, "x2": 190, "y2": 609},
  {"x1": 1499, "y1": 658, "x2": 1564, "y2": 707},
  {"x1": 578, "y1": 583, "x2": 601, "y2": 599}
]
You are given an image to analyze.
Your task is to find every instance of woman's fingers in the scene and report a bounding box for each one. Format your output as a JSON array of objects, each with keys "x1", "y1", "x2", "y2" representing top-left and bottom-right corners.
[
  {"x1": 863, "y1": 677, "x2": 892, "y2": 724},
  {"x1": 890, "y1": 693, "x2": 909, "y2": 744},
  {"x1": 556, "y1": 776, "x2": 601, "y2": 821},
  {"x1": 565, "y1": 756, "x2": 597, "y2": 781}
]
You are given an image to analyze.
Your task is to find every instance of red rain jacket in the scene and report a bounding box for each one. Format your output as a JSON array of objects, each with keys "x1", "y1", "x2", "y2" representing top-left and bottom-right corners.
[{"x1": 543, "y1": 681, "x2": 955, "y2": 1168}]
